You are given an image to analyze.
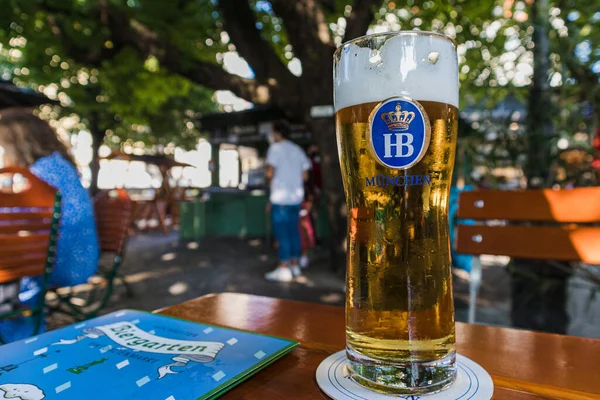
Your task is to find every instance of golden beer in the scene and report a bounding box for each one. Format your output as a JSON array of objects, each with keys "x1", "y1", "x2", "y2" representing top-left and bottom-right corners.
[{"x1": 334, "y1": 32, "x2": 458, "y2": 394}]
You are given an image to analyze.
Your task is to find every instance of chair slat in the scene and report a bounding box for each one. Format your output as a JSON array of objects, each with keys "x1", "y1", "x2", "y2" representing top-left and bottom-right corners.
[
  {"x1": 98, "y1": 240, "x2": 126, "y2": 252},
  {"x1": 100, "y1": 242, "x2": 125, "y2": 253},
  {"x1": 98, "y1": 204, "x2": 133, "y2": 212},
  {"x1": 0, "y1": 254, "x2": 48, "y2": 269},
  {"x1": 94, "y1": 189, "x2": 133, "y2": 254},
  {"x1": 96, "y1": 229, "x2": 127, "y2": 242},
  {"x1": 0, "y1": 233, "x2": 50, "y2": 246},
  {"x1": 96, "y1": 216, "x2": 132, "y2": 226},
  {"x1": 457, "y1": 188, "x2": 600, "y2": 223},
  {"x1": 455, "y1": 225, "x2": 600, "y2": 264},
  {"x1": 0, "y1": 211, "x2": 53, "y2": 221},
  {"x1": 0, "y1": 264, "x2": 46, "y2": 283},
  {"x1": 0, "y1": 168, "x2": 57, "y2": 208},
  {"x1": 0, "y1": 243, "x2": 52, "y2": 258},
  {"x1": 0, "y1": 166, "x2": 59, "y2": 336},
  {"x1": 95, "y1": 219, "x2": 130, "y2": 230},
  {"x1": 97, "y1": 226, "x2": 128, "y2": 238},
  {"x1": 96, "y1": 208, "x2": 132, "y2": 217},
  {"x1": 0, "y1": 223, "x2": 51, "y2": 234}
]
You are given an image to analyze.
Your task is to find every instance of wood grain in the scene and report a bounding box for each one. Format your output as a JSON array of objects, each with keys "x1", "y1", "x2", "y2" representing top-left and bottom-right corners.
[
  {"x1": 455, "y1": 225, "x2": 600, "y2": 264},
  {"x1": 94, "y1": 189, "x2": 133, "y2": 254},
  {"x1": 0, "y1": 167, "x2": 56, "y2": 283},
  {"x1": 0, "y1": 167, "x2": 57, "y2": 207},
  {"x1": 457, "y1": 188, "x2": 600, "y2": 223},
  {"x1": 159, "y1": 293, "x2": 600, "y2": 400}
]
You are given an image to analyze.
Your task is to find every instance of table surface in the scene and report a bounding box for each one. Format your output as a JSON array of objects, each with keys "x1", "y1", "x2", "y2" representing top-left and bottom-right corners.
[{"x1": 159, "y1": 293, "x2": 600, "y2": 400}]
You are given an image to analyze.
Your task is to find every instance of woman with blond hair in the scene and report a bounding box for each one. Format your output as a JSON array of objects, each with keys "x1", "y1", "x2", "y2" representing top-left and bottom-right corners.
[{"x1": 0, "y1": 108, "x2": 99, "y2": 342}]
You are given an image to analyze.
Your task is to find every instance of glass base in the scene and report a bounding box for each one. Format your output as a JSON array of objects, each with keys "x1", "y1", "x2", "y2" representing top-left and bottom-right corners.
[{"x1": 346, "y1": 346, "x2": 457, "y2": 395}]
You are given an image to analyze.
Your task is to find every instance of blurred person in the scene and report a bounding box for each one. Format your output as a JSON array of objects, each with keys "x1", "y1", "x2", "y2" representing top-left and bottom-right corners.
[
  {"x1": 299, "y1": 196, "x2": 315, "y2": 269},
  {"x1": 306, "y1": 144, "x2": 322, "y2": 194},
  {"x1": 268, "y1": 197, "x2": 315, "y2": 270},
  {"x1": 306, "y1": 145, "x2": 323, "y2": 245},
  {"x1": 264, "y1": 121, "x2": 311, "y2": 282},
  {"x1": 0, "y1": 108, "x2": 99, "y2": 342}
]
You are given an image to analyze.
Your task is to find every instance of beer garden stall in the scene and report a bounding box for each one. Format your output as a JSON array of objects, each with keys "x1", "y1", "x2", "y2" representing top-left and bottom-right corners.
[{"x1": 180, "y1": 106, "x2": 329, "y2": 240}]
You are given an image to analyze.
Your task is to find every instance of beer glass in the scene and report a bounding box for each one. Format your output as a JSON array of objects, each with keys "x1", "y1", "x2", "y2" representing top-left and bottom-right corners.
[{"x1": 334, "y1": 31, "x2": 458, "y2": 394}]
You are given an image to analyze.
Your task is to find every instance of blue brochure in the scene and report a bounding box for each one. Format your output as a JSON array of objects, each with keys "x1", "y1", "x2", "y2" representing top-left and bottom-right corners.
[{"x1": 0, "y1": 310, "x2": 298, "y2": 400}]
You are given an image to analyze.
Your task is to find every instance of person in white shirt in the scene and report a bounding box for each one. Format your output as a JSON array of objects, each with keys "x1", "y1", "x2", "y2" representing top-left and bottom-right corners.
[{"x1": 264, "y1": 122, "x2": 311, "y2": 282}]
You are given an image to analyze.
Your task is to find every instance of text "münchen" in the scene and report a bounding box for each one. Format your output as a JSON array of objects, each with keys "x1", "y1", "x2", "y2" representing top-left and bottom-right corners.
[{"x1": 366, "y1": 175, "x2": 431, "y2": 187}]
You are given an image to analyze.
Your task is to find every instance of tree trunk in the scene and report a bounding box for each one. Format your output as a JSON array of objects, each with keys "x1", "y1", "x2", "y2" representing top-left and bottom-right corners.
[
  {"x1": 211, "y1": 141, "x2": 220, "y2": 187},
  {"x1": 525, "y1": 0, "x2": 553, "y2": 188},
  {"x1": 88, "y1": 112, "x2": 103, "y2": 195},
  {"x1": 306, "y1": 116, "x2": 347, "y2": 274},
  {"x1": 511, "y1": 0, "x2": 571, "y2": 335}
]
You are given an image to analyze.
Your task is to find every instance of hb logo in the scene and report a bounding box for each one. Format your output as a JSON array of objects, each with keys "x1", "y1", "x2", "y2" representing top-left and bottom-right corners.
[
  {"x1": 369, "y1": 97, "x2": 430, "y2": 169},
  {"x1": 383, "y1": 132, "x2": 414, "y2": 158}
]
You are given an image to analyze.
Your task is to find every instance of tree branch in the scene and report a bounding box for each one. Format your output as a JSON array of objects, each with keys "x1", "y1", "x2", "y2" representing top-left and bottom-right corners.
[
  {"x1": 556, "y1": 15, "x2": 600, "y2": 108},
  {"x1": 123, "y1": 18, "x2": 275, "y2": 104},
  {"x1": 270, "y1": 0, "x2": 334, "y2": 64},
  {"x1": 344, "y1": 0, "x2": 382, "y2": 41},
  {"x1": 168, "y1": 59, "x2": 274, "y2": 105},
  {"x1": 563, "y1": 52, "x2": 600, "y2": 105},
  {"x1": 218, "y1": 0, "x2": 292, "y2": 84},
  {"x1": 39, "y1": 1, "x2": 122, "y2": 66},
  {"x1": 39, "y1": 0, "x2": 274, "y2": 105}
]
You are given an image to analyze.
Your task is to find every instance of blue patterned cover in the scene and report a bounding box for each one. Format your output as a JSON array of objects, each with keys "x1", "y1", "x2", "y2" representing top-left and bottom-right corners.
[{"x1": 0, "y1": 310, "x2": 297, "y2": 400}]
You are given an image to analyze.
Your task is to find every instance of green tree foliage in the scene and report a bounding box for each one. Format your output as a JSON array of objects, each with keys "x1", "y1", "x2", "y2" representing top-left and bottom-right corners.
[
  {"x1": 0, "y1": 0, "x2": 215, "y2": 149},
  {"x1": 1, "y1": 1, "x2": 597, "y2": 162},
  {"x1": 455, "y1": 0, "x2": 600, "y2": 188},
  {"x1": 1, "y1": 0, "x2": 598, "y2": 261},
  {"x1": 0, "y1": 0, "x2": 216, "y2": 190}
]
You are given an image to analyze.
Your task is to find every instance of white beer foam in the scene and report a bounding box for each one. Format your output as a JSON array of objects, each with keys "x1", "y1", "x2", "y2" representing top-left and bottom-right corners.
[{"x1": 334, "y1": 32, "x2": 458, "y2": 111}]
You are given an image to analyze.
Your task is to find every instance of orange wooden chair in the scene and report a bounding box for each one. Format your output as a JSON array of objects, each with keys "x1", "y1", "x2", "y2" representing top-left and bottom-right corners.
[
  {"x1": 52, "y1": 188, "x2": 134, "y2": 320},
  {"x1": 94, "y1": 188, "x2": 134, "y2": 296},
  {"x1": 455, "y1": 188, "x2": 600, "y2": 322},
  {"x1": 0, "y1": 167, "x2": 61, "y2": 343}
]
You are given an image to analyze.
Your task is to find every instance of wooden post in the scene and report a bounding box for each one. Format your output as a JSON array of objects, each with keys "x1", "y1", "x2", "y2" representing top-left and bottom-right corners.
[
  {"x1": 211, "y1": 142, "x2": 220, "y2": 188},
  {"x1": 526, "y1": 0, "x2": 553, "y2": 188}
]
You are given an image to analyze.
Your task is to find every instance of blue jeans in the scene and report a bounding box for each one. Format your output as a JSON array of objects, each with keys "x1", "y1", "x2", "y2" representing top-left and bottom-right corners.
[{"x1": 272, "y1": 204, "x2": 301, "y2": 263}]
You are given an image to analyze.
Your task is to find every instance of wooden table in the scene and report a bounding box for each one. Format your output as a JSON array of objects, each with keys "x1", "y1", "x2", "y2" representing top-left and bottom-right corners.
[{"x1": 159, "y1": 293, "x2": 600, "y2": 400}]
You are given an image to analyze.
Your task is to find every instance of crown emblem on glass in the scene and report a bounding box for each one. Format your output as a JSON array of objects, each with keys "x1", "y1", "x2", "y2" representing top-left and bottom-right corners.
[{"x1": 381, "y1": 103, "x2": 415, "y2": 131}]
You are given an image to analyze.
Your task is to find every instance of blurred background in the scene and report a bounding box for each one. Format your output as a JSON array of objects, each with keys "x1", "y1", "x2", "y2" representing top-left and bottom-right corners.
[{"x1": 1, "y1": 0, "x2": 599, "y2": 339}]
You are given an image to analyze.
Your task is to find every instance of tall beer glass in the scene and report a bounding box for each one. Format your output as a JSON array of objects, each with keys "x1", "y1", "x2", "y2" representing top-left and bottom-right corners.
[{"x1": 334, "y1": 32, "x2": 458, "y2": 394}]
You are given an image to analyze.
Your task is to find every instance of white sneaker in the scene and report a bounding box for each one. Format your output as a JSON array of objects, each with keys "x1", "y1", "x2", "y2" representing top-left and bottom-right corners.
[
  {"x1": 290, "y1": 264, "x2": 301, "y2": 277},
  {"x1": 300, "y1": 255, "x2": 309, "y2": 269},
  {"x1": 265, "y1": 266, "x2": 294, "y2": 282}
]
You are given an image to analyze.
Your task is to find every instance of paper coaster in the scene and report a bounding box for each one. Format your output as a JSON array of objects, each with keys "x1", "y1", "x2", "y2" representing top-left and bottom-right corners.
[{"x1": 316, "y1": 351, "x2": 493, "y2": 400}]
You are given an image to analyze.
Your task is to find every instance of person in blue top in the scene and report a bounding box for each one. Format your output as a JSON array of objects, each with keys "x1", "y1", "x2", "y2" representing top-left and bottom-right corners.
[{"x1": 0, "y1": 108, "x2": 99, "y2": 342}]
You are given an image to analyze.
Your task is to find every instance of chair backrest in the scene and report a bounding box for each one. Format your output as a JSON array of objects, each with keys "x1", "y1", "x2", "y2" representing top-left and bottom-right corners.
[
  {"x1": 455, "y1": 188, "x2": 600, "y2": 264},
  {"x1": 94, "y1": 189, "x2": 133, "y2": 254},
  {"x1": 0, "y1": 167, "x2": 60, "y2": 283}
]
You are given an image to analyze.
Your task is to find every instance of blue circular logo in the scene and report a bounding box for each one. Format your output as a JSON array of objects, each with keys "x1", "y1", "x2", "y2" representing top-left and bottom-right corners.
[{"x1": 369, "y1": 97, "x2": 430, "y2": 169}]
